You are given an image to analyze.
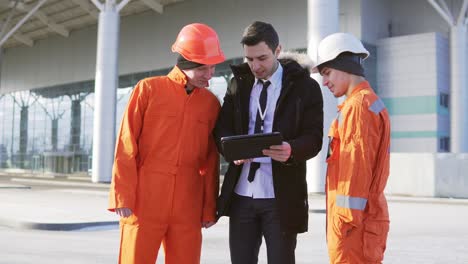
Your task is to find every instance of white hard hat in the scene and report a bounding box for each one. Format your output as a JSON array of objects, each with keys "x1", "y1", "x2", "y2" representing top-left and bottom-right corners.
[{"x1": 311, "y1": 32, "x2": 369, "y2": 73}]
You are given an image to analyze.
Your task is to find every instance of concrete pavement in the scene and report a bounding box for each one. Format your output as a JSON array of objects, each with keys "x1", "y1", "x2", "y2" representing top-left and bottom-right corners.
[
  {"x1": 1, "y1": 171, "x2": 468, "y2": 231},
  {"x1": 1, "y1": 171, "x2": 468, "y2": 263},
  {"x1": 0, "y1": 172, "x2": 119, "y2": 230}
]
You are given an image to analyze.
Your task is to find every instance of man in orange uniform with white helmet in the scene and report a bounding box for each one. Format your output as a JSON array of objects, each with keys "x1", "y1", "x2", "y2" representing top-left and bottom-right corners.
[
  {"x1": 312, "y1": 33, "x2": 391, "y2": 264},
  {"x1": 108, "y1": 23, "x2": 225, "y2": 264}
]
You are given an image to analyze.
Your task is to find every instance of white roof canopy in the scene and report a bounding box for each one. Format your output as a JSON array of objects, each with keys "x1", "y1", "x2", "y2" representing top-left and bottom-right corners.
[{"x1": 0, "y1": 0, "x2": 184, "y2": 49}]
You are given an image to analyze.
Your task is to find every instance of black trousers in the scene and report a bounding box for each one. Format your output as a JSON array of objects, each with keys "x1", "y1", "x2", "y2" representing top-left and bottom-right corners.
[{"x1": 229, "y1": 194, "x2": 297, "y2": 264}]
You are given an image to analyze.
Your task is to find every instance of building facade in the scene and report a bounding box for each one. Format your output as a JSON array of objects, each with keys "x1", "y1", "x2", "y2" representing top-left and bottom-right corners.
[{"x1": 0, "y1": 0, "x2": 467, "y2": 196}]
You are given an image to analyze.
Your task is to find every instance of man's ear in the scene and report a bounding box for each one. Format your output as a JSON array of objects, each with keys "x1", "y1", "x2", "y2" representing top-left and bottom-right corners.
[{"x1": 275, "y1": 45, "x2": 282, "y2": 58}]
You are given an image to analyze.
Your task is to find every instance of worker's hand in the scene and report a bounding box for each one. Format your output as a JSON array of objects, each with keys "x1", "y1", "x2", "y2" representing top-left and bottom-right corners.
[
  {"x1": 202, "y1": 221, "x2": 216, "y2": 228},
  {"x1": 233, "y1": 159, "x2": 252, "y2": 165},
  {"x1": 115, "y1": 207, "x2": 133, "y2": 218},
  {"x1": 263, "y1": 142, "x2": 291, "y2": 162}
]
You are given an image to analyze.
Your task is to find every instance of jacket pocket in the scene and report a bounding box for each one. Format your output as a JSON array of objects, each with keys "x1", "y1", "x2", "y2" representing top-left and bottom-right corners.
[
  {"x1": 363, "y1": 221, "x2": 389, "y2": 261},
  {"x1": 143, "y1": 111, "x2": 178, "y2": 136},
  {"x1": 332, "y1": 214, "x2": 354, "y2": 238}
]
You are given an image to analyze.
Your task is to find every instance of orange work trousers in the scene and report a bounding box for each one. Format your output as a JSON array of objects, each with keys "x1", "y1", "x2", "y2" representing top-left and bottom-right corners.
[
  {"x1": 327, "y1": 215, "x2": 389, "y2": 264},
  {"x1": 119, "y1": 221, "x2": 202, "y2": 264}
]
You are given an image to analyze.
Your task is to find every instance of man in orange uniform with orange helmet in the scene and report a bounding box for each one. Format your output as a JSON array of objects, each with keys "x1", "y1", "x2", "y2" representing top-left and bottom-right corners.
[
  {"x1": 312, "y1": 32, "x2": 391, "y2": 264},
  {"x1": 108, "y1": 23, "x2": 225, "y2": 264}
]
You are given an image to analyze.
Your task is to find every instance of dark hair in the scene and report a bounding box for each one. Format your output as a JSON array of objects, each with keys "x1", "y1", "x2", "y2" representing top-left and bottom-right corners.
[{"x1": 241, "y1": 21, "x2": 279, "y2": 52}]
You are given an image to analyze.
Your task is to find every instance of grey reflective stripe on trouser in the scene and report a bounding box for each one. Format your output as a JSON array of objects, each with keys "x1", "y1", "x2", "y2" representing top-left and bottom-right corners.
[
  {"x1": 369, "y1": 98, "x2": 386, "y2": 114},
  {"x1": 336, "y1": 195, "x2": 368, "y2": 210}
]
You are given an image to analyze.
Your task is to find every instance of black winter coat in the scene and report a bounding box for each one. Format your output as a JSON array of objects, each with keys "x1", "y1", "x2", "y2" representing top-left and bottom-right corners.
[{"x1": 215, "y1": 59, "x2": 324, "y2": 234}]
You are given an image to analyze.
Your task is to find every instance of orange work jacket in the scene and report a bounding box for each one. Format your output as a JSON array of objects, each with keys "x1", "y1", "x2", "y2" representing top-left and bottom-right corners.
[
  {"x1": 326, "y1": 81, "x2": 391, "y2": 261},
  {"x1": 108, "y1": 66, "x2": 220, "y2": 225}
]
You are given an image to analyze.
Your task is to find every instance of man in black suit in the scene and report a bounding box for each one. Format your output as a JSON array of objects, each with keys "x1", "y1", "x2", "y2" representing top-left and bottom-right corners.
[{"x1": 215, "y1": 21, "x2": 324, "y2": 264}]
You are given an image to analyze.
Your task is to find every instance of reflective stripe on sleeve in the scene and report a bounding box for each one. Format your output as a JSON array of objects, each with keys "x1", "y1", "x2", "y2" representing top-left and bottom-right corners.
[
  {"x1": 336, "y1": 195, "x2": 368, "y2": 210},
  {"x1": 369, "y1": 98, "x2": 385, "y2": 114}
]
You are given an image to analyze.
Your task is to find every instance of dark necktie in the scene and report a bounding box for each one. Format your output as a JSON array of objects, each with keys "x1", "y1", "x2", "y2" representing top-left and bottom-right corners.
[{"x1": 248, "y1": 80, "x2": 270, "y2": 182}]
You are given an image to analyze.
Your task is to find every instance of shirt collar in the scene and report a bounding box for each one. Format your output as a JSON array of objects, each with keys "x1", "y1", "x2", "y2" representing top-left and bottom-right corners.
[{"x1": 255, "y1": 62, "x2": 283, "y2": 91}]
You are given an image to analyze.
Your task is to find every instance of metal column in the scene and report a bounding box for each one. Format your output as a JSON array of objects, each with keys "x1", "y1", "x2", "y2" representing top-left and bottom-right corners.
[
  {"x1": 91, "y1": 0, "x2": 130, "y2": 182},
  {"x1": 427, "y1": 0, "x2": 468, "y2": 153},
  {"x1": 450, "y1": 25, "x2": 467, "y2": 152},
  {"x1": 306, "y1": 0, "x2": 339, "y2": 193}
]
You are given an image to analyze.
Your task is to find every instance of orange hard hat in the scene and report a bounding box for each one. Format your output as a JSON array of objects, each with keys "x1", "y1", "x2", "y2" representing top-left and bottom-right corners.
[{"x1": 172, "y1": 23, "x2": 225, "y2": 65}]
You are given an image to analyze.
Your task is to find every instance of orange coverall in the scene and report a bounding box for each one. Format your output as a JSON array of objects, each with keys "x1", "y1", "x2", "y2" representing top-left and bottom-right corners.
[
  {"x1": 108, "y1": 66, "x2": 220, "y2": 264},
  {"x1": 326, "y1": 81, "x2": 391, "y2": 264}
]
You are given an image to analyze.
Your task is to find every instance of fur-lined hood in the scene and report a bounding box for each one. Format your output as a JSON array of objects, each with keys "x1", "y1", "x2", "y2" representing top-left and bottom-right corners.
[
  {"x1": 230, "y1": 51, "x2": 315, "y2": 82},
  {"x1": 278, "y1": 51, "x2": 315, "y2": 74}
]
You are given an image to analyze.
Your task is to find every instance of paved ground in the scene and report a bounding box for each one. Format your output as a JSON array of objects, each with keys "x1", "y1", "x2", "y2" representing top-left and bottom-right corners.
[
  {"x1": 0, "y1": 171, "x2": 117, "y2": 230},
  {"x1": 1, "y1": 171, "x2": 468, "y2": 263}
]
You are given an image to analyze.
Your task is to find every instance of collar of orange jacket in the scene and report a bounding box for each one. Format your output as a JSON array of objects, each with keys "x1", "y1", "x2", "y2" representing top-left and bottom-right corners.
[
  {"x1": 168, "y1": 66, "x2": 189, "y2": 87},
  {"x1": 337, "y1": 80, "x2": 371, "y2": 111}
]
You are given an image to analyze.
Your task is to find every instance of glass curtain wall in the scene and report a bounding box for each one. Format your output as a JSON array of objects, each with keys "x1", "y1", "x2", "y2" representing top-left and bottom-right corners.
[{"x1": 0, "y1": 68, "x2": 229, "y2": 175}]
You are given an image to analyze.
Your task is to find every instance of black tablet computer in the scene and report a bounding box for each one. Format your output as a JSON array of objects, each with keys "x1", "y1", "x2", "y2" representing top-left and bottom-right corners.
[{"x1": 220, "y1": 132, "x2": 283, "y2": 162}]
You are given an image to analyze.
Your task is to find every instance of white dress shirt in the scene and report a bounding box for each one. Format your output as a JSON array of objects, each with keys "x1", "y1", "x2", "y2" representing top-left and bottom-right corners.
[{"x1": 234, "y1": 63, "x2": 283, "y2": 199}]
